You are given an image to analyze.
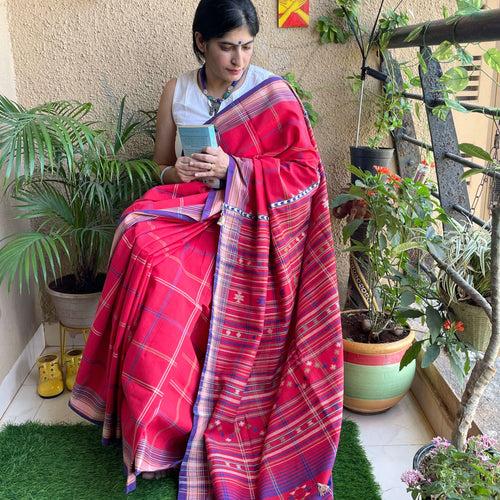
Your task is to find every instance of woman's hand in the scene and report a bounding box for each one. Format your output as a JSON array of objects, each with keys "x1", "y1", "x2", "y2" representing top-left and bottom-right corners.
[
  {"x1": 174, "y1": 156, "x2": 209, "y2": 183},
  {"x1": 190, "y1": 146, "x2": 229, "y2": 180}
]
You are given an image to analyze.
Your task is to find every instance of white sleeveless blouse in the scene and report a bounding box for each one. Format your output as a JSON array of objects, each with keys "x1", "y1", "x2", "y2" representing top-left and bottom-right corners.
[{"x1": 172, "y1": 64, "x2": 274, "y2": 157}]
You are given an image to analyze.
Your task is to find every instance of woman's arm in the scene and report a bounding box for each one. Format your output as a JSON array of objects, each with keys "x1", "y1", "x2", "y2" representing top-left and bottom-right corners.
[
  {"x1": 154, "y1": 79, "x2": 213, "y2": 184},
  {"x1": 153, "y1": 78, "x2": 182, "y2": 184}
]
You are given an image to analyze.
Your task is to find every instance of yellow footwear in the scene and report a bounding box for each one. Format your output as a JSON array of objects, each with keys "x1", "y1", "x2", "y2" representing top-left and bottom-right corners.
[
  {"x1": 64, "y1": 348, "x2": 83, "y2": 391},
  {"x1": 37, "y1": 354, "x2": 64, "y2": 398}
]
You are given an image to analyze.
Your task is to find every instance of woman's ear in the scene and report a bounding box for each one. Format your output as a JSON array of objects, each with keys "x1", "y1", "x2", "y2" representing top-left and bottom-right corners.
[{"x1": 194, "y1": 32, "x2": 206, "y2": 55}]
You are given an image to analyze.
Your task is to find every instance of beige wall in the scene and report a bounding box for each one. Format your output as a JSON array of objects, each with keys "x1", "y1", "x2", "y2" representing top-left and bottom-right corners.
[
  {"x1": 5, "y1": 0, "x2": 454, "y2": 310},
  {"x1": 0, "y1": 0, "x2": 41, "y2": 385}
]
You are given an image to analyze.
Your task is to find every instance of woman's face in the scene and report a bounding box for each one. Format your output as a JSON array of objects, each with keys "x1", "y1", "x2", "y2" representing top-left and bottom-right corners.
[{"x1": 197, "y1": 25, "x2": 255, "y2": 84}]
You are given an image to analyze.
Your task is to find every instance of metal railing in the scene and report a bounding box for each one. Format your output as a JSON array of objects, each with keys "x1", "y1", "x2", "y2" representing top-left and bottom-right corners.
[{"x1": 379, "y1": 9, "x2": 500, "y2": 228}]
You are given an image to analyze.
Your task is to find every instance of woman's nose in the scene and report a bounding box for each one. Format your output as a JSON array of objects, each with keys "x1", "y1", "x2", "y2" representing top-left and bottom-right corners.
[{"x1": 231, "y1": 48, "x2": 242, "y2": 66}]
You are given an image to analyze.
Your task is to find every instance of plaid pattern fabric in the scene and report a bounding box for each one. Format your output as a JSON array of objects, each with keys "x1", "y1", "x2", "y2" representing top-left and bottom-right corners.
[
  {"x1": 178, "y1": 77, "x2": 343, "y2": 499},
  {"x1": 70, "y1": 182, "x2": 221, "y2": 492},
  {"x1": 70, "y1": 77, "x2": 343, "y2": 499}
]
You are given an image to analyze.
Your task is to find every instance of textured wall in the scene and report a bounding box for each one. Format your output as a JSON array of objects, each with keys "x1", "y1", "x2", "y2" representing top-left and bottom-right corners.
[
  {"x1": 0, "y1": 0, "x2": 41, "y2": 386},
  {"x1": 6, "y1": 0, "x2": 453, "y2": 309}
]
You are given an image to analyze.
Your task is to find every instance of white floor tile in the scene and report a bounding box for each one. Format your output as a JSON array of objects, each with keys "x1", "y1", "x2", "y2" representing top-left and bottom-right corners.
[
  {"x1": 34, "y1": 391, "x2": 86, "y2": 425},
  {"x1": 344, "y1": 394, "x2": 434, "y2": 446},
  {"x1": 22, "y1": 363, "x2": 39, "y2": 387},
  {"x1": 364, "y1": 444, "x2": 423, "y2": 499},
  {"x1": 0, "y1": 385, "x2": 43, "y2": 427}
]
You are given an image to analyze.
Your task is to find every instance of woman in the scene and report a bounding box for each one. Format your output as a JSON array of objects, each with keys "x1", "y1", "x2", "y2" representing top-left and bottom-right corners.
[{"x1": 70, "y1": 0, "x2": 344, "y2": 498}]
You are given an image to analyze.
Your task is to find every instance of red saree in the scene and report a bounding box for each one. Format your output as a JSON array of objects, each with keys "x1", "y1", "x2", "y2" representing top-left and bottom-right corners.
[{"x1": 70, "y1": 76, "x2": 343, "y2": 499}]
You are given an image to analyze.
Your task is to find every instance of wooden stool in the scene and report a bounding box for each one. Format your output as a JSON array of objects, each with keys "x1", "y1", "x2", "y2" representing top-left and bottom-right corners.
[{"x1": 59, "y1": 323, "x2": 90, "y2": 364}]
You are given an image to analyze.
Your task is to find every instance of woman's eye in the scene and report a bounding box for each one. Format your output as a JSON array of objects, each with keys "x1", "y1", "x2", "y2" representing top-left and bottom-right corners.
[{"x1": 221, "y1": 46, "x2": 231, "y2": 52}]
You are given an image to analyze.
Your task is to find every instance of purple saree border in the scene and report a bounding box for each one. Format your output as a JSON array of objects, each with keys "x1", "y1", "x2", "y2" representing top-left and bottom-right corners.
[
  {"x1": 67, "y1": 400, "x2": 104, "y2": 427},
  {"x1": 200, "y1": 188, "x2": 217, "y2": 220},
  {"x1": 135, "y1": 209, "x2": 196, "y2": 222},
  {"x1": 206, "y1": 75, "x2": 283, "y2": 125},
  {"x1": 177, "y1": 155, "x2": 238, "y2": 500}
]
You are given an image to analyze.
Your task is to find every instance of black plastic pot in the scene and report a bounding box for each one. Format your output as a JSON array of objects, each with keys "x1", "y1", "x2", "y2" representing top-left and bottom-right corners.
[
  {"x1": 413, "y1": 443, "x2": 434, "y2": 469},
  {"x1": 350, "y1": 146, "x2": 394, "y2": 180},
  {"x1": 344, "y1": 146, "x2": 395, "y2": 310}
]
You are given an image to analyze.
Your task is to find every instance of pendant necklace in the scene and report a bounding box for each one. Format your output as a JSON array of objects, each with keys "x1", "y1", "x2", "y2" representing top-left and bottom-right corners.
[{"x1": 199, "y1": 65, "x2": 243, "y2": 116}]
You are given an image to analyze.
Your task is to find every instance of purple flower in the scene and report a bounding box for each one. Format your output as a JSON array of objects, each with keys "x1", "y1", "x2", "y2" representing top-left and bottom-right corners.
[
  {"x1": 432, "y1": 436, "x2": 451, "y2": 449},
  {"x1": 479, "y1": 435, "x2": 497, "y2": 449},
  {"x1": 401, "y1": 469, "x2": 426, "y2": 487},
  {"x1": 467, "y1": 434, "x2": 497, "y2": 453}
]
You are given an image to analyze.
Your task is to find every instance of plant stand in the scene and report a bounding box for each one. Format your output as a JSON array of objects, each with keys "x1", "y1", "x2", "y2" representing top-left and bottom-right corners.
[{"x1": 59, "y1": 323, "x2": 89, "y2": 364}]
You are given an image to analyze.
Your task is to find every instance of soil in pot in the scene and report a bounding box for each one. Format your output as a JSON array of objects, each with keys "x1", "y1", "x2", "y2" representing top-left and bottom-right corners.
[
  {"x1": 342, "y1": 310, "x2": 410, "y2": 343},
  {"x1": 49, "y1": 273, "x2": 106, "y2": 294}
]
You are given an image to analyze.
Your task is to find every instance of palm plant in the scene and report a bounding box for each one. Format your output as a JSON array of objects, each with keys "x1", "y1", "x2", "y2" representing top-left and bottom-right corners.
[{"x1": 0, "y1": 96, "x2": 158, "y2": 292}]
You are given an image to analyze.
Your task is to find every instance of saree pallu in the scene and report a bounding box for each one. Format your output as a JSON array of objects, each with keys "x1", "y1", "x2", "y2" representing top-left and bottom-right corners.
[{"x1": 70, "y1": 76, "x2": 344, "y2": 499}]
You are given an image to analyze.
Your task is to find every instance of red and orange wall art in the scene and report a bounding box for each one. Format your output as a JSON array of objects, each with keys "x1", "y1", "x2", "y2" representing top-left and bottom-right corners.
[{"x1": 278, "y1": 0, "x2": 310, "y2": 28}]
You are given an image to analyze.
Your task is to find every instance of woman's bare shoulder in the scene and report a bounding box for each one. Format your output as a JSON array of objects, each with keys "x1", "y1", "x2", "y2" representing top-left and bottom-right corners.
[{"x1": 160, "y1": 78, "x2": 177, "y2": 104}]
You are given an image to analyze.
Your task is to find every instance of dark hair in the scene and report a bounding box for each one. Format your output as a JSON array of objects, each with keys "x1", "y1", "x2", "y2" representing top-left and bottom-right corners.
[{"x1": 192, "y1": 0, "x2": 260, "y2": 64}]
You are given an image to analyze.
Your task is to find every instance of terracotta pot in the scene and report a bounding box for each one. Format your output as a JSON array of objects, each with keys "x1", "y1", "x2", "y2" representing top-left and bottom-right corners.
[{"x1": 342, "y1": 310, "x2": 416, "y2": 413}]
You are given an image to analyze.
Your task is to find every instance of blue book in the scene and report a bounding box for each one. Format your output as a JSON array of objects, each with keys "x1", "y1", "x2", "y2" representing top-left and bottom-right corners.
[{"x1": 178, "y1": 124, "x2": 218, "y2": 157}]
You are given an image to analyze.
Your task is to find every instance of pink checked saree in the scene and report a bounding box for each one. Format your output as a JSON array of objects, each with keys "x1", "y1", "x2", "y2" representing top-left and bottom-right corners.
[{"x1": 70, "y1": 76, "x2": 344, "y2": 499}]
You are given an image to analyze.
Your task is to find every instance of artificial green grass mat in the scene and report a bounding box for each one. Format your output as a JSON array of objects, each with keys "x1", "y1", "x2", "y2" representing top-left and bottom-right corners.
[{"x1": 0, "y1": 419, "x2": 380, "y2": 499}]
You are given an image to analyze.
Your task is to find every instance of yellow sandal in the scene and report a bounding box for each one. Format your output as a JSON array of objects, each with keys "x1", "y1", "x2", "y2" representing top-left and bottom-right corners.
[
  {"x1": 64, "y1": 348, "x2": 83, "y2": 391},
  {"x1": 37, "y1": 354, "x2": 64, "y2": 398}
]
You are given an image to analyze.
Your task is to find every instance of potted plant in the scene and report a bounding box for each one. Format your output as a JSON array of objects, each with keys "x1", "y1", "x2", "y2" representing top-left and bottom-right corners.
[
  {"x1": 436, "y1": 221, "x2": 492, "y2": 352},
  {"x1": 332, "y1": 164, "x2": 450, "y2": 412},
  {"x1": 316, "y1": 0, "x2": 411, "y2": 171},
  {"x1": 282, "y1": 73, "x2": 319, "y2": 127},
  {"x1": 402, "y1": 435, "x2": 500, "y2": 499},
  {"x1": 0, "y1": 96, "x2": 157, "y2": 327}
]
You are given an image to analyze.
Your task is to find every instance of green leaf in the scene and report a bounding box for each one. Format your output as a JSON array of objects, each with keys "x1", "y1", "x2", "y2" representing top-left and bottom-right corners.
[
  {"x1": 417, "y1": 52, "x2": 428, "y2": 75},
  {"x1": 448, "y1": 348, "x2": 465, "y2": 382},
  {"x1": 484, "y1": 48, "x2": 500, "y2": 73},
  {"x1": 459, "y1": 143, "x2": 493, "y2": 162},
  {"x1": 348, "y1": 74, "x2": 363, "y2": 94},
  {"x1": 346, "y1": 164, "x2": 366, "y2": 180},
  {"x1": 456, "y1": 0, "x2": 483, "y2": 15},
  {"x1": 330, "y1": 193, "x2": 361, "y2": 209},
  {"x1": 422, "y1": 344, "x2": 440, "y2": 368},
  {"x1": 396, "y1": 307, "x2": 425, "y2": 319},
  {"x1": 440, "y1": 66, "x2": 469, "y2": 93},
  {"x1": 433, "y1": 41, "x2": 453, "y2": 62},
  {"x1": 443, "y1": 97, "x2": 468, "y2": 113},
  {"x1": 425, "y1": 305, "x2": 443, "y2": 343},
  {"x1": 431, "y1": 105, "x2": 449, "y2": 121},
  {"x1": 464, "y1": 351, "x2": 471, "y2": 374},
  {"x1": 0, "y1": 232, "x2": 68, "y2": 292},
  {"x1": 392, "y1": 241, "x2": 424, "y2": 255},
  {"x1": 414, "y1": 102, "x2": 421, "y2": 120},
  {"x1": 404, "y1": 24, "x2": 424, "y2": 43},
  {"x1": 399, "y1": 341, "x2": 422, "y2": 371},
  {"x1": 342, "y1": 218, "x2": 363, "y2": 243},
  {"x1": 400, "y1": 290, "x2": 416, "y2": 308},
  {"x1": 455, "y1": 46, "x2": 473, "y2": 66},
  {"x1": 461, "y1": 168, "x2": 484, "y2": 180}
]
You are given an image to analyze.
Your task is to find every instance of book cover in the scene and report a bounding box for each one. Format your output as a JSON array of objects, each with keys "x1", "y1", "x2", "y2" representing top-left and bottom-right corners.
[{"x1": 178, "y1": 124, "x2": 218, "y2": 157}]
